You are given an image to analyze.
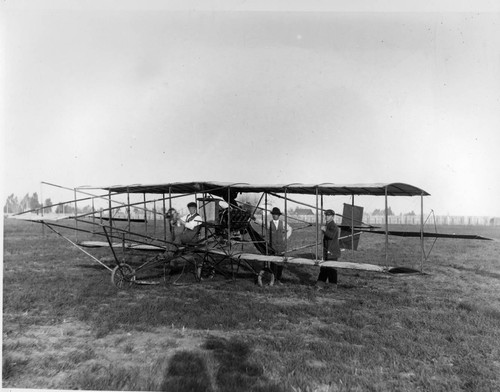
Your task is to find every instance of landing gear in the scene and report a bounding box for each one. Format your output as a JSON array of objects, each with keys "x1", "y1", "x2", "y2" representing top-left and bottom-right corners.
[
  {"x1": 111, "y1": 263, "x2": 135, "y2": 289},
  {"x1": 257, "y1": 268, "x2": 275, "y2": 287},
  {"x1": 195, "y1": 253, "x2": 216, "y2": 282}
]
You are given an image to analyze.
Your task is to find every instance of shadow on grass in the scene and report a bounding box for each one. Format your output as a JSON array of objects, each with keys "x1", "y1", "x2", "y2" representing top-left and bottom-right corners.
[
  {"x1": 2, "y1": 355, "x2": 29, "y2": 381},
  {"x1": 161, "y1": 351, "x2": 213, "y2": 392},
  {"x1": 284, "y1": 263, "x2": 316, "y2": 285},
  {"x1": 202, "y1": 336, "x2": 283, "y2": 392}
]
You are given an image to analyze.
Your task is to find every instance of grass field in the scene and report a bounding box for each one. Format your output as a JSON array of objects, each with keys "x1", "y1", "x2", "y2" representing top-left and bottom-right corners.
[{"x1": 3, "y1": 218, "x2": 500, "y2": 391}]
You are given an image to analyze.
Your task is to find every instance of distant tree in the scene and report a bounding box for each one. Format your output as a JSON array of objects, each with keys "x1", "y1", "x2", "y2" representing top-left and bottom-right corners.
[
  {"x1": 405, "y1": 210, "x2": 416, "y2": 216},
  {"x1": 55, "y1": 203, "x2": 75, "y2": 214},
  {"x1": 82, "y1": 205, "x2": 92, "y2": 214},
  {"x1": 372, "y1": 207, "x2": 394, "y2": 216},
  {"x1": 30, "y1": 192, "x2": 42, "y2": 210},
  {"x1": 43, "y1": 198, "x2": 53, "y2": 213},
  {"x1": 4, "y1": 194, "x2": 20, "y2": 214},
  {"x1": 20, "y1": 193, "x2": 30, "y2": 211},
  {"x1": 55, "y1": 204, "x2": 64, "y2": 214}
]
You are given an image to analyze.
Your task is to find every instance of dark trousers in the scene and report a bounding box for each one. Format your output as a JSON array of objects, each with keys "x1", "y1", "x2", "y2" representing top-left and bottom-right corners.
[
  {"x1": 270, "y1": 263, "x2": 284, "y2": 280},
  {"x1": 317, "y1": 256, "x2": 338, "y2": 284},
  {"x1": 180, "y1": 230, "x2": 199, "y2": 245}
]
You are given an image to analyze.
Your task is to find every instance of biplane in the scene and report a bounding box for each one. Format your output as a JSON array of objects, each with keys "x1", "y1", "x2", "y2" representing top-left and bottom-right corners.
[{"x1": 12, "y1": 181, "x2": 492, "y2": 288}]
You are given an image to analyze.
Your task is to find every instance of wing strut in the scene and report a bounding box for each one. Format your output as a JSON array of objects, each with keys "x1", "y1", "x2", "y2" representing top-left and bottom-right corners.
[{"x1": 43, "y1": 222, "x2": 113, "y2": 272}]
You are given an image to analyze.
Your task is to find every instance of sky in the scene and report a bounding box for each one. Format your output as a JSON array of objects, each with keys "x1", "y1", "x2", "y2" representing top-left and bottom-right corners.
[{"x1": 2, "y1": 0, "x2": 500, "y2": 216}]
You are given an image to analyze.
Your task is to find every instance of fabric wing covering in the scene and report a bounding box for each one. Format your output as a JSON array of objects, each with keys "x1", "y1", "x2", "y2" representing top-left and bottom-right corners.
[{"x1": 93, "y1": 182, "x2": 430, "y2": 197}]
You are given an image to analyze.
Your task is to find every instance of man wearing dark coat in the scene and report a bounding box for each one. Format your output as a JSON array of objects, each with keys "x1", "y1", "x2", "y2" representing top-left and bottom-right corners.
[{"x1": 316, "y1": 209, "x2": 340, "y2": 288}]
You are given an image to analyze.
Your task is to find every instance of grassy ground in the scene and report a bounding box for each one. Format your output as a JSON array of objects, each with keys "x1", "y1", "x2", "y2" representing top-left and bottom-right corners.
[{"x1": 3, "y1": 218, "x2": 500, "y2": 391}]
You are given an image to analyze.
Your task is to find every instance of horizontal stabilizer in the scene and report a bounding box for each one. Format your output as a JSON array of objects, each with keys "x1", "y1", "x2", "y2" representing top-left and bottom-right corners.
[
  {"x1": 99, "y1": 217, "x2": 147, "y2": 223},
  {"x1": 79, "y1": 241, "x2": 166, "y2": 251},
  {"x1": 359, "y1": 229, "x2": 492, "y2": 240},
  {"x1": 9, "y1": 213, "x2": 72, "y2": 222}
]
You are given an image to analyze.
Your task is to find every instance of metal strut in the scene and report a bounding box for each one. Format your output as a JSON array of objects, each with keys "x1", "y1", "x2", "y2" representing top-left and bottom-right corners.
[{"x1": 43, "y1": 222, "x2": 113, "y2": 272}]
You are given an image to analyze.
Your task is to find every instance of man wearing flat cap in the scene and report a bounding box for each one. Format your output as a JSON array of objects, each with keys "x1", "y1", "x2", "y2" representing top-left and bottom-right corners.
[
  {"x1": 317, "y1": 209, "x2": 340, "y2": 289},
  {"x1": 268, "y1": 207, "x2": 292, "y2": 284},
  {"x1": 179, "y1": 202, "x2": 203, "y2": 244}
]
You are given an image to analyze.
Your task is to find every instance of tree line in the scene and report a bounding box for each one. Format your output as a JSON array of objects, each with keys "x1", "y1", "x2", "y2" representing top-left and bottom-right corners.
[
  {"x1": 4, "y1": 193, "x2": 91, "y2": 215},
  {"x1": 4, "y1": 193, "x2": 49, "y2": 214}
]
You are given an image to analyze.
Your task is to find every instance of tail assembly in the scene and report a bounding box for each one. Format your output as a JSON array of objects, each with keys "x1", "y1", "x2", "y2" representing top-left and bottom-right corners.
[{"x1": 339, "y1": 203, "x2": 364, "y2": 250}]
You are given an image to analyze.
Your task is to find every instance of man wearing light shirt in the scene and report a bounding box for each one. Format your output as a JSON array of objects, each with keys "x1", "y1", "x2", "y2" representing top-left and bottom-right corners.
[{"x1": 179, "y1": 202, "x2": 203, "y2": 245}]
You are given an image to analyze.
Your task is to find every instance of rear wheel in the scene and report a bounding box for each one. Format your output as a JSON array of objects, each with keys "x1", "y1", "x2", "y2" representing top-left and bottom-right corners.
[
  {"x1": 195, "y1": 253, "x2": 216, "y2": 282},
  {"x1": 257, "y1": 269, "x2": 275, "y2": 287},
  {"x1": 111, "y1": 264, "x2": 135, "y2": 289}
]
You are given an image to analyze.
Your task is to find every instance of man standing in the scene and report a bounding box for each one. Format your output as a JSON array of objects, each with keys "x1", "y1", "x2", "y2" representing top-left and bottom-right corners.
[
  {"x1": 179, "y1": 202, "x2": 203, "y2": 245},
  {"x1": 317, "y1": 209, "x2": 340, "y2": 289},
  {"x1": 268, "y1": 207, "x2": 292, "y2": 284}
]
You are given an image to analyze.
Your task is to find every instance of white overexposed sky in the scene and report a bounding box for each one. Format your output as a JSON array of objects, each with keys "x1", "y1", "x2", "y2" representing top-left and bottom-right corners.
[{"x1": 1, "y1": 0, "x2": 500, "y2": 216}]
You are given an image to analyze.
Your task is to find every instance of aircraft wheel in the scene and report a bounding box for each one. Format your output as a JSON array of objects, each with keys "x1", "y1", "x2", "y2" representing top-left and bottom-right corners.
[
  {"x1": 195, "y1": 254, "x2": 216, "y2": 282},
  {"x1": 111, "y1": 264, "x2": 135, "y2": 289},
  {"x1": 257, "y1": 269, "x2": 275, "y2": 287}
]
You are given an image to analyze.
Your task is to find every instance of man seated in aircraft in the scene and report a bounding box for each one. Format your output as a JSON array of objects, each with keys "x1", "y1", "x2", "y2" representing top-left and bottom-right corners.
[
  {"x1": 162, "y1": 206, "x2": 200, "y2": 272},
  {"x1": 268, "y1": 207, "x2": 292, "y2": 284},
  {"x1": 316, "y1": 209, "x2": 340, "y2": 290},
  {"x1": 179, "y1": 202, "x2": 203, "y2": 245}
]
